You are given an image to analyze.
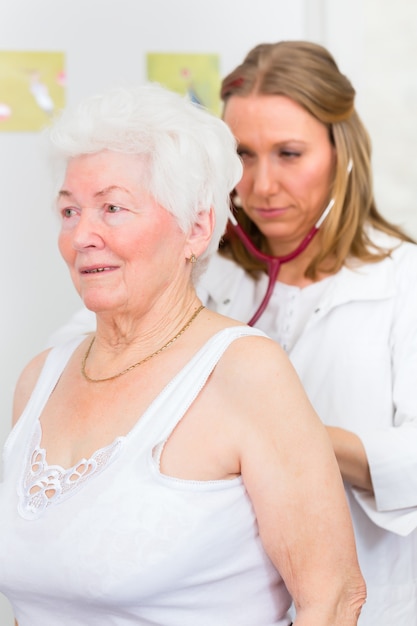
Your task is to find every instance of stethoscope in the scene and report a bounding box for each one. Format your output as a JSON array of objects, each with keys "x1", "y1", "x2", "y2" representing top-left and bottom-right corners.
[
  {"x1": 227, "y1": 159, "x2": 353, "y2": 326},
  {"x1": 227, "y1": 197, "x2": 335, "y2": 326}
]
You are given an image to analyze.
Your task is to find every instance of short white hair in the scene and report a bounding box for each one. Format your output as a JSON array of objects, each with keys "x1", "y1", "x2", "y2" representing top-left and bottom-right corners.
[{"x1": 48, "y1": 83, "x2": 243, "y2": 269}]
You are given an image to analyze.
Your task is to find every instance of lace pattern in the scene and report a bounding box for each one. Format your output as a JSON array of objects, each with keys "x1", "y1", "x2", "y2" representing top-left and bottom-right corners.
[{"x1": 18, "y1": 422, "x2": 123, "y2": 520}]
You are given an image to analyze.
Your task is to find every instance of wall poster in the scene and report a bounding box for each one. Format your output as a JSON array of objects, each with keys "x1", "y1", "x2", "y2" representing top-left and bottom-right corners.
[
  {"x1": 0, "y1": 50, "x2": 65, "y2": 132},
  {"x1": 146, "y1": 53, "x2": 221, "y2": 116}
]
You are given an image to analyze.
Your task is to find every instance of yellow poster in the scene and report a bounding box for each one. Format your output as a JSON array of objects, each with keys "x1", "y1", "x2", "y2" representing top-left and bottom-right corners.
[
  {"x1": 146, "y1": 53, "x2": 221, "y2": 116},
  {"x1": 0, "y1": 50, "x2": 65, "y2": 132}
]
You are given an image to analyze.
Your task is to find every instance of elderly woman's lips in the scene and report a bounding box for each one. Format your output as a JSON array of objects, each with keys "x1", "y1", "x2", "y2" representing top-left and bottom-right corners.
[{"x1": 80, "y1": 266, "x2": 117, "y2": 274}]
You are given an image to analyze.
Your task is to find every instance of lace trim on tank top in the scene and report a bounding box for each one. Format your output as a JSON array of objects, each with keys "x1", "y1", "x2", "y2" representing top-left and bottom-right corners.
[{"x1": 18, "y1": 421, "x2": 124, "y2": 521}]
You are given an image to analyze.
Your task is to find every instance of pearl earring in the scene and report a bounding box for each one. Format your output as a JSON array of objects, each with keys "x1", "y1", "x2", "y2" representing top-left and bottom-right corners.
[{"x1": 232, "y1": 194, "x2": 243, "y2": 208}]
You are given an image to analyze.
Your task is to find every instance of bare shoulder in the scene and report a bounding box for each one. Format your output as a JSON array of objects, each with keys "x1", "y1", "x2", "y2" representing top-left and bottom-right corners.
[
  {"x1": 210, "y1": 328, "x2": 326, "y2": 451},
  {"x1": 214, "y1": 329, "x2": 303, "y2": 399},
  {"x1": 12, "y1": 348, "x2": 52, "y2": 426},
  {"x1": 204, "y1": 310, "x2": 292, "y2": 366}
]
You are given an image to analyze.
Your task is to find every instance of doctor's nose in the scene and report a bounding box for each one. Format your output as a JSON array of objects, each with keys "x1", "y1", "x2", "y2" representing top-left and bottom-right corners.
[{"x1": 252, "y1": 159, "x2": 281, "y2": 197}]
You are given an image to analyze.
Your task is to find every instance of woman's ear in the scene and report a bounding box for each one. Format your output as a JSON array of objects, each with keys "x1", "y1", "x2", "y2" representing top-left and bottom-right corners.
[{"x1": 185, "y1": 207, "x2": 215, "y2": 258}]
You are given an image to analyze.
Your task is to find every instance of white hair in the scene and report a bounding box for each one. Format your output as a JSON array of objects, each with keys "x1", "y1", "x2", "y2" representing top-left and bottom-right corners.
[{"x1": 48, "y1": 83, "x2": 243, "y2": 269}]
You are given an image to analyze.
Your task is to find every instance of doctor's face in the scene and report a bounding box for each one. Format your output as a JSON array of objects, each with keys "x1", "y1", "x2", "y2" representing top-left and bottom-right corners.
[{"x1": 223, "y1": 94, "x2": 336, "y2": 255}]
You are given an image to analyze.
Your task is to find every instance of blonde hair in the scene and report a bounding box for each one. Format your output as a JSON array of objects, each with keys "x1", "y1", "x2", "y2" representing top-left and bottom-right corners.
[{"x1": 220, "y1": 41, "x2": 413, "y2": 278}]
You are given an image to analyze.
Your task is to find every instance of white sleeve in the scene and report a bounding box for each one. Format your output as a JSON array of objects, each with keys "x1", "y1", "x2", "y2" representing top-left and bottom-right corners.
[
  {"x1": 353, "y1": 425, "x2": 417, "y2": 536},
  {"x1": 352, "y1": 486, "x2": 417, "y2": 537},
  {"x1": 354, "y1": 244, "x2": 417, "y2": 535}
]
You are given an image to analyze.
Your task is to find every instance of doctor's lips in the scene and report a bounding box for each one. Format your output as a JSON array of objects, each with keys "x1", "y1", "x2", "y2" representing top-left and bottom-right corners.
[{"x1": 255, "y1": 207, "x2": 289, "y2": 217}]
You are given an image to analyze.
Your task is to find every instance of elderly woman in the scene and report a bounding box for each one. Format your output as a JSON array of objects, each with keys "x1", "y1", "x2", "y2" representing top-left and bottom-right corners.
[{"x1": 0, "y1": 83, "x2": 365, "y2": 626}]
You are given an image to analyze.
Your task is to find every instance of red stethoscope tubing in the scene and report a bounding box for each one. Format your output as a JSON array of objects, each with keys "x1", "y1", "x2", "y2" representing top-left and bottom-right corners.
[{"x1": 228, "y1": 199, "x2": 335, "y2": 326}]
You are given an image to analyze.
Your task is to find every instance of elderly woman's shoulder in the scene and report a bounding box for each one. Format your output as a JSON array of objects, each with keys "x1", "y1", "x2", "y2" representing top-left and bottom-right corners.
[
  {"x1": 211, "y1": 322, "x2": 291, "y2": 376},
  {"x1": 208, "y1": 326, "x2": 306, "y2": 426}
]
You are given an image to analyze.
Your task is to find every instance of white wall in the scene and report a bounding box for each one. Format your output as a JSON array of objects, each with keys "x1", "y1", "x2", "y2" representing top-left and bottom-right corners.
[
  {"x1": 361, "y1": 0, "x2": 417, "y2": 234},
  {"x1": 1, "y1": 1, "x2": 417, "y2": 623}
]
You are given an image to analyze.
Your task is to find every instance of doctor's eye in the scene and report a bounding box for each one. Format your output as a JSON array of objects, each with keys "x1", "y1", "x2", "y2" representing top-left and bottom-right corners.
[
  {"x1": 279, "y1": 149, "x2": 301, "y2": 159},
  {"x1": 237, "y1": 149, "x2": 255, "y2": 163}
]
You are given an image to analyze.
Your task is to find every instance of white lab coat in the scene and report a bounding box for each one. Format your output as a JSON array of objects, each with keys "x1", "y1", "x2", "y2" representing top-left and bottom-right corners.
[{"x1": 46, "y1": 230, "x2": 417, "y2": 625}]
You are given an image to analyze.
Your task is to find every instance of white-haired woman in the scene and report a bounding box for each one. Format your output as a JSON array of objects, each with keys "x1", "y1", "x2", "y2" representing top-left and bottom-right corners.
[{"x1": 0, "y1": 83, "x2": 365, "y2": 626}]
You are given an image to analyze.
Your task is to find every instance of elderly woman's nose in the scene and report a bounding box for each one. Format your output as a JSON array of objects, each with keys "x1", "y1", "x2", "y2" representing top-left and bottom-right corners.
[{"x1": 72, "y1": 211, "x2": 104, "y2": 250}]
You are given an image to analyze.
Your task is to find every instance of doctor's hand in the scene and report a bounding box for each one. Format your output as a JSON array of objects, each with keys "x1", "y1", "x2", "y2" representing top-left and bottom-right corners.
[{"x1": 325, "y1": 426, "x2": 373, "y2": 492}]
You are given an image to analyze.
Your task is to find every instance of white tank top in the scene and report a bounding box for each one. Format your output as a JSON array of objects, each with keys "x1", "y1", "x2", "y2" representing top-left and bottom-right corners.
[{"x1": 0, "y1": 327, "x2": 292, "y2": 626}]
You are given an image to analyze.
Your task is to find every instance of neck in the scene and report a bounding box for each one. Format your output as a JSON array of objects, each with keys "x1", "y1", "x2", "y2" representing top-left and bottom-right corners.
[
  {"x1": 267, "y1": 231, "x2": 322, "y2": 286},
  {"x1": 93, "y1": 291, "x2": 201, "y2": 352},
  {"x1": 276, "y1": 262, "x2": 316, "y2": 287},
  {"x1": 81, "y1": 303, "x2": 205, "y2": 383}
]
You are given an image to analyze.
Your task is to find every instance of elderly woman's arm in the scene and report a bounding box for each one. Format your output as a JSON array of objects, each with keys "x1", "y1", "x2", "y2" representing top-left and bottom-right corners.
[{"x1": 224, "y1": 335, "x2": 366, "y2": 625}]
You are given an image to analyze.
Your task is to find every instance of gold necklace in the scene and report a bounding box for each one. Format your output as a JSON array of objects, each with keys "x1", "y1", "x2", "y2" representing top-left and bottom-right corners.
[{"x1": 81, "y1": 304, "x2": 205, "y2": 383}]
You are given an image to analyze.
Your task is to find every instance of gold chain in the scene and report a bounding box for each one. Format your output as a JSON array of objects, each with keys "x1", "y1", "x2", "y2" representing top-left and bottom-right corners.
[{"x1": 81, "y1": 305, "x2": 205, "y2": 383}]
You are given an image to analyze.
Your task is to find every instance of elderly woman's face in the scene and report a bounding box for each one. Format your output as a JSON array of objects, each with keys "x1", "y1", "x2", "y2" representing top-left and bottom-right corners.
[
  {"x1": 57, "y1": 151, "x2": 188, "y2": 314},
  {"x1": 223, "y1": 94, "x2": 336, "y2": 255}
]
